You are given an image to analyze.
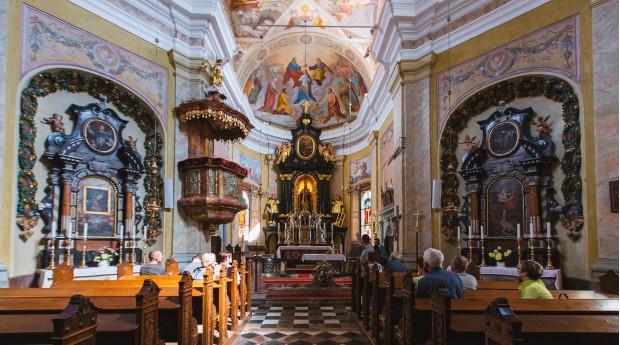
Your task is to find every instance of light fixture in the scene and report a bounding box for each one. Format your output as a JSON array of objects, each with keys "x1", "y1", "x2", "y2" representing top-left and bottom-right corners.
[
  {"x1": 370, "y1": 24, "x2": 378, "y2": 36},
  {"x1": 344, "y1": 122, "x2": 356, "y2": 195},
  {"x1": 364, "y1": 47, "x2": 371, "y2": 58},
  {"x1": 253, "y1": 126, "x2": 269, "y2": 199}
]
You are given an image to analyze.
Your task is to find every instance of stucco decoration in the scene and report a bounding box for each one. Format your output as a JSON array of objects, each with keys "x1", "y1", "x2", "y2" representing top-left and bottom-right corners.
[
  {"x1": 21, "y1": 5, "x2": 168, "y2": 129},
  {"x1": 17, "y1": 70, "x2": 163, "y2": 242},
  {"x1": 437, "y1": 15, "x2": 580, "y2": 136}
]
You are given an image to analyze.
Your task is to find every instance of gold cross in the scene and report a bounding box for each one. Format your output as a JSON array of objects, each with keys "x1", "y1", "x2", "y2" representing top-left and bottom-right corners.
[
  {"x1": 412, "y1": 210, "x2": 423, "y2": 232},
  {"x1": 301, "y1": 100, "x2": 310, "y2": 113}
]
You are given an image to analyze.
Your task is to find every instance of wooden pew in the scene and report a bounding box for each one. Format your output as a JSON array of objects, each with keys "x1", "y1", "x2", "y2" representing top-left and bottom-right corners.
[
  {"x1": 117, "y1": 261, "x2": 134, "y2": 279},
  {"x1": 379, "y1": 270, "x2": 407, "y2": 345},
  {"x1": 361, "y1": 264, "x2": 371, "y2": 330},
  {"x1": 0, "y1": 280, "x2": 165, "y2": 345},
  {"x1": 0, "y1": 294, "x2": 99, "y2": 345},
  {"x1": 483, "y1": 297, "x2": 619, "y2": 344},
  {"x1": 166, "y1": 258, "x2": 180, "y2": 275},
  {"x1": 368, "y1": 265, "x2": 383, "y2": 340},
  {"x1": 52, "y1": 262, "x2": 74, "y2": 285},
  {"x1": 351, "y1": 262, "x2": 362, "y2": 318}
]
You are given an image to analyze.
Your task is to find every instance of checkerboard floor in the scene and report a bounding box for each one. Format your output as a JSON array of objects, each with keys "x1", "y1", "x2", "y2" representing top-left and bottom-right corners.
[{"x1": 231, "y1": 300, "x2": 371, "y2": 344}]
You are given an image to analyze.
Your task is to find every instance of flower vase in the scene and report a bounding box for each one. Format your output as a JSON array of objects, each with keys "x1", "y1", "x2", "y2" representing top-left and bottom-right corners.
[
  {"x1": 496, "y1": 261, "x2": 506, "y2": 268},
  {"x1": 98, "y1": 261, "x2": 109, "y2": 267}
]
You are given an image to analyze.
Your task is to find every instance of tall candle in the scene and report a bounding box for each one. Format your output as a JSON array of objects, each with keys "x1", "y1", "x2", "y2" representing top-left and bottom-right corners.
[
  {"x1": 468, "y1": 225, "x2": 472, "y2": 239},
  {"x1": 480, "y1": 225, "x2": 484, "y2": 240},
  {"x1": 517, "y1": 224, "x2": 521, "y2": 239},
  {"x1": 457, "y1": 226, "x2": 461, "y2": 240},
  {"x1": 132, "y1": 224, "x2": 136, "y2": 240},
  {"x1": 546, "y1": 222, "x2": 551, "y2": 238},
  {"x1": 51, "y1": 224, "x2": 55, "y2": 239},
  {"x1": 67, "y1": 222, "x2": 72, "y2": 238},
  {"x1": 83, "y1": 223, "x2": 88, "y2": 239},
  {"x1": 529, "y1": 222, "x2": 534, "y2": 239}
]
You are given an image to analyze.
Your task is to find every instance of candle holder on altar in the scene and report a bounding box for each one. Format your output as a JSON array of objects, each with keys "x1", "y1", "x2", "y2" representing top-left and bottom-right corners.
[
  {"x1": 65, "y1": 237, "x2": 73, "y2": 267},
  {"x1": 79, "y1": 237, "x2": 88, "y2": 268},
  {"x1": 480, "y1": 239, "x2": 487, "y2": 267},
  {"x1": 468, "y1": 238, "x2": 473, "y2": 262},
  {"x1": 142, "y1": 240, "x2": 147, "y2": 265},
  {"x1": 127, "y1": 240, "x2": 136, "y2": 264},
  {"x1": 546, "y1": 237, "x2": 554, "y2": 269},
  {"x1": 530, "y1": 237, "x2": 536, "y2": 261},
  {"x1": 517, "y1": 239, "x2": 522, "y2": 267},
  {"x1": 48, "y1": 238, "x2": 56, "y2": 269}
]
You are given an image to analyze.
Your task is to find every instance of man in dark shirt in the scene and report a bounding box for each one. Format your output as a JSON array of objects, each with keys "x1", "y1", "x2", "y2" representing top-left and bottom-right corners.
[
  {"x1": 416, "y1": 248, "x2": 464, "y2": 298},
  {"x1": 140, "y1": 250, "x2": 166, "y2": 276},
  {"x1": 384, "y1": 252, "x2": 408, "y2": 272}
]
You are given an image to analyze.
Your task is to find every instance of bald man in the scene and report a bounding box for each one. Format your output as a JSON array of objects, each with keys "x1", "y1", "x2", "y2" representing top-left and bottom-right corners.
[{"x1": 140, "y1": 250, "x2": 166, "y2": 275}]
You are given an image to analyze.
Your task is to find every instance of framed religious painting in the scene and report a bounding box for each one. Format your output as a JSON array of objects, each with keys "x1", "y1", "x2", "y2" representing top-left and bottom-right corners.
[
  {"x1": 486, "y1": 120, "x2": 521, "y2": 158},
  {"x1": 83, "y1": 118, "x2": 117, "y2": 154},
  {"x1": 295, "y1": 133, "x2": 317, "y2": 161},
  {"x1": 486, "y1": 177, "x2": 524, "y2": 238},
  {"x1": 83, "y1": 186, "x2": 112, "y2": 215},
  {"x1": 78, "y1": 178, "x2": 117, "y2": 238}
]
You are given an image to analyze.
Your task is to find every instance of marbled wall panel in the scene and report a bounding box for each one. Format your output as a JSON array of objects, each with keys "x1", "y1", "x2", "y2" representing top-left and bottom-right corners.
[
  {"x1": 593, "y1": 0, "x2": 619, "y2": 260},
  {"x1": 0, "y1": 0, "x2": 8, "y2": 225}
]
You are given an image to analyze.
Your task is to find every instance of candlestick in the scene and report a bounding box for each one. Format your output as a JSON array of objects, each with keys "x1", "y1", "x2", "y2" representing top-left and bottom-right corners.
[
  {"x1": 131, "y1": 238, "x2": 136, "y2": 265},
  {"x1": 118, "y1": 231, "x2": 124, "y2": 264},
  {"x1": 530, "y1": 237, "x2": 535, "y2": 261},
  {"x1": 517, "y1": 237, "x2": 522, "y2": 266},
  {"x1": 456, "y1": 226, "x2": 461, "y2": 255},
  {"x1": 142, "y1": 239, "x2": 147, "y2": 265},
  {"x1": 48, "y1": 238, "x2": 56, "y2": 269},
  {"x1": 65, "y1": 237, "x2": 72, "y2": 267},
  {"x1": 331, "y1": 223, "x2": 334, "y2": 245},
  {"x1": 546, "y1": 237, "x2": 554, "y2": 269},
  {"x1": 468, "y1": 238, "x2": 473, "y2": 262},
  {"x1": 79, "y1": 237, "x2": 87, "y2": 268},
  {"x1": 480, "y1": 238, "x2": 487, "y2": 267}
]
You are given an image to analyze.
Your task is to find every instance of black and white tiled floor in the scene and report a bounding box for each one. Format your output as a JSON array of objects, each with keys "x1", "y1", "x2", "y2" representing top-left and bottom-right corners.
[{"x1": 231, "y1": 300, "x2": 371, "y2": 345}]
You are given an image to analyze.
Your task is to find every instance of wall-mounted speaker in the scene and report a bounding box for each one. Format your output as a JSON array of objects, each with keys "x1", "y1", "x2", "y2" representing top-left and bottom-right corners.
[
  {"x1": 431, "y1": 180, "x2": 442, "y2": 209},
  {"x1": 164, "y1": 179, "x2": 174, "y2": 209}
]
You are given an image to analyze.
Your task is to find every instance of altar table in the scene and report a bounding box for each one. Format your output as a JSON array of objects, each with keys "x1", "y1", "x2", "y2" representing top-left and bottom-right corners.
[
  {"x1": 301, "y1": 254, "x2": 346, "y2": 262},
  {"x1": 480, "y1": 266, "x2": 562, "y2": 290},
  {"x1": 37, "y1": 265, "x2": 141, "y2": 288},
  {"x1": 276, "y1": 245, "x2": 332, "y2": 259}
]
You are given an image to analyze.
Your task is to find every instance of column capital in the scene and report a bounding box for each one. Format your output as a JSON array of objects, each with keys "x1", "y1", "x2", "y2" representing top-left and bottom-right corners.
[
  {"x1": 388, "y1": 52, "x2": 437, "y2": 93},
  {"x1": 318, "y1": 174, "x2": 332, "y2": 181},
  {"x1": 335, "y1": 155, "x2": 346, "y2": 167},
  {"x1": 265, "y1": 154, "x2": 274, "y2": 162},
  {"x1": 168, "y1": 49, "x2": 203, "y2": 83},
  {"x1": 279, "y1": 174, "x2": 293, "y2": 180}
]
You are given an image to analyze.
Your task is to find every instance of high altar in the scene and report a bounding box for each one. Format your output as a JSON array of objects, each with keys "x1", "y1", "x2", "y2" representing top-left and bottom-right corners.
[{"x1": 263, "y1": 112, "x2": 347, "y2": 255}]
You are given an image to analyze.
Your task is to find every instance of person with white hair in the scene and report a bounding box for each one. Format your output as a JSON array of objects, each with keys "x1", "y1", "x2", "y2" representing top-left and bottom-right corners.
[
  {"x1": 451, "y1": 255, "x2": 478, "y2": 290},
  {"x1": 416, "y1": 248, "x2": 464, "y2": 298},
  {"x1": 192, "y1": 252, "x2": 218, "y2": 280},
  {"x1": 384, "y1": 252, "x2": 407, "y2": 272}
]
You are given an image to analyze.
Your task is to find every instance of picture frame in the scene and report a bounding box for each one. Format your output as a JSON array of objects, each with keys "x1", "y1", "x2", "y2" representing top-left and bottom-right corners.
[
  {"x1": 83, "y1": 118, "x2": 117, "y2": 154},
  {"x1": 83, "y1": 186, "x2": 112, "y2": 215},
  {"x1": 487, "y1": 120, "x2": 521, "y2": 158},
  {"x1": 610, "y1": 180, "x2": 618, "y2": 213}
]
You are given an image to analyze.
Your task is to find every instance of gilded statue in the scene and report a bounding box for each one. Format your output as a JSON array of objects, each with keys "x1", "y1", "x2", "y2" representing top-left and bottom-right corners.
[
  {"x1": 265, "y1": 194, "x2": 280, "y2": 224},
  {"x1": 202, "y1": 58, "x2": 224, "y2": 88},
  {"x1": 331, "y1": 195, "x2": 344, "y2": 214},
  {"x1": 275, "y1": 141, "x2": 291, "y2": 164},
  {"x1": 318, "y1": 142, "x2": 336, "y2": 163}
]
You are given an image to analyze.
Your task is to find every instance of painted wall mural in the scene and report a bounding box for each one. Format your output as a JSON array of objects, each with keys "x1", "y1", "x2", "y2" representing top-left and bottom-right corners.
[
  {"x1": 351, "y1": 154, "x2": 370, "y2": 184},
  {"x1": 436, "y1": 16, "x2": 580, "y2": 137},
  {"x1": 21, "y1": 5, "x2": 168, "y2": 128},
  {"x1": 240, "y1": 33, "x2": 369, "y2": 129},
  {"x1": 239, "y1": 153, "x2": 261, "y2": 184}
]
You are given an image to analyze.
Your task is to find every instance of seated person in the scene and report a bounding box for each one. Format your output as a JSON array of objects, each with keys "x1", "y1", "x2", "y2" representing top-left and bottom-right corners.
[
  {"x1": 367, "y1": 251, "x2": 382, "y2": 273},
  {"x1": 416, "y1": 248, "x2": 464, "y2": 298},
  {"x1": 140, "y1": 250, "x2": 166, "y2": 276},
  {"x1": 359, "y1": 234, "x2": 375, "y2": 262},
  {"x1": 373, "y1": 238, "x2": 389, "y2": 264},
  {"x1": 450, "y1": 255, "x2": 478, "y2": 290},
  {"x1": 384, "y1": 252, "x2": 408, "y2": 272},
  {"x1": 218, "y1": 250, "x2": 240, "y2": 283},
  {"x1": 412, "y1": 256, "x2": 428, "y2": 288},
  {"x1": 192, "y1": 253, "x2": 218, "y2": 280},
  {"x1": 182, "y1": 253, "x2": 202, "y2": 274},
  {"x1": 518, "y1": 260, "x2": 552, "y2": 299}
]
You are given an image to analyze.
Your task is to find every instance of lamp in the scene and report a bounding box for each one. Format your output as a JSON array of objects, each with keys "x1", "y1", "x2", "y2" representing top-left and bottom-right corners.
[
  {"x1": 344, "y1": 122, "x2": 356, "y2": 195},
  {"x1": 253, "y1": 126, "x2": 269, "y2": 199}
]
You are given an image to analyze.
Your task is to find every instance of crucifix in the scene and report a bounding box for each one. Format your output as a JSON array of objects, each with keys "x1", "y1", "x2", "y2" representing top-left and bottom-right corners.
[
  {"x1": 411, "y1": 210, "x2": 424, "y2": 261},
  {"x1": 301, "y1": 100, "x2": 310, "y2": 113}
]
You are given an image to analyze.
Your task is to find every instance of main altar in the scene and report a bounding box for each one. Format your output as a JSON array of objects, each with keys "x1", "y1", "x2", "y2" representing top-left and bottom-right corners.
[{"x1": 263, "y1": 112, "x2": 347, "y2": 255}]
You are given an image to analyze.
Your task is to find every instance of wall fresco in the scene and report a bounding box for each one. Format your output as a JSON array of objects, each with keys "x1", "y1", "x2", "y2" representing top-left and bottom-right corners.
[
  {"x1": 351, "y1": 154, "x2": 370, "y2": 184},
  {"x1": 240, "y1": 153, "x2": 261, "y2": 184}
]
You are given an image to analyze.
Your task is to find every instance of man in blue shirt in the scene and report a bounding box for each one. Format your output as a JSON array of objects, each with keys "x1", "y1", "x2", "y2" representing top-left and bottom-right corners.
[
  {"x1": 359, "y1": 234, "x2": 374, "y2": 261},
  {"x1": 384, "y1": 252, "x2": 408, "y2": 272},
  {"x1": 416, "y1": 248, "x2": 464, "y2": 298}
]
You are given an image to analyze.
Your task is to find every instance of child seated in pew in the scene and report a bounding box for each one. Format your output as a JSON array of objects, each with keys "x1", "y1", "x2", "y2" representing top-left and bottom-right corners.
[
  {"x1": 368, "y1": 251, "x2": 383, "y2": 273},
  {"x1": 412, "y1": 256, "x2": 428, "y2": 289},
  {"x1": 192, "y1": 253, "x2": 218, "y2": 280},
  {"x1": 518, "y1": 260, "x2": 552, "y2": 299},
  {"x1": 451, "y1": 255, "x2": 478, "y2": 290}
]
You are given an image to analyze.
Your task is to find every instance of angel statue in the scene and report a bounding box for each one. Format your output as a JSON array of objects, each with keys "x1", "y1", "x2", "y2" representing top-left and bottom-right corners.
[
  {"x1": 201, "y1": 58, "x2": 224, "y2": 88},
  {"x1": 124, "y1": 136, "x2": 138, "y2": 151},
  {"x1": 316, "y1": 220, "x2": 326, "y2": 244},
  {"x1": 532, "y1": 115, "x2": 551, "y2": 136},
  {"x1": 318, "y1": 142, "x2": 336, "y2": 163},
  {"x1": 275, "y1": 141, "x2": 291, "y2": 164},
  {"x1": 41, "y1": 113, "x2": 66, "y2": 133},
  {"x1": 459, "y1": 135, "x2": 478, "y2": 151}
]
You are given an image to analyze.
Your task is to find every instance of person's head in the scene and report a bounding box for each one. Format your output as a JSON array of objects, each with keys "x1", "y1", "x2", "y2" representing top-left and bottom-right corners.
[
  {"x1": 201, "y1": 253, "x2": 217, "y2": 268},
  {"x1": 518, "y1": 260, "x2": 544, "y2": 281},
  {"x1": 451, "y1": 255, "x2": 469, "y2": 273},
  {"x1": 368, "y1": 251, "x2": 379, "y2": 264},
  {"x1": 423, "y1": 248, "x2": 444, "y2": 270},
  {"x1": 374, "y1": 238, "x2": 380, "y2": 246},
  {"x1": 191, "y1": 253, "x2": 202, "y2": 262},
  {"x1": 362, "y1": 234, "x2": 371, "y2": 244},
  {"x1": 416, "y1": 256, "x2": 427, "y2": 275},
  {"x1": 219, "y1": 250, "x2": 232, "y2": 264},
  {"x1": 149, "y1": 250, "x2": 163, "y2": 263},
  {"x1": 389, "y1": 252, "x2": 402, "y2": 262}
]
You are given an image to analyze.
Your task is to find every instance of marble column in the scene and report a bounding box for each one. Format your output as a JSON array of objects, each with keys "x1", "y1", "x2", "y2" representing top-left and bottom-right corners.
[
  {"x1": 591, "y1": 0, "x2": 619, "y2": 283},
  {"x1": 387, "y1": 54, "x2": 436, "y2": 266},
  {"x1": 0, "y1": 0, "x2": 7, "y2": 223},
  {"x1": 169, "y1": 50, "x2": 209, "y2": 263}
]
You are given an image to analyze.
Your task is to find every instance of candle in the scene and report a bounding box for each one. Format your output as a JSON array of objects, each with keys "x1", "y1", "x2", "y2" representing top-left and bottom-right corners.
[
  {"x1": 546, "y1": 222, "x2": 551, "y2": 238},
  {"x1": 517, "y1": 224, "x2": 521, "y2": 239},
  {"x1": 67, "y1": 223, "x2": 72, "y2": 238},
  {"x1": 83, "y1": 223, "x2": 88, "y2": 239},
  {"x1": 480, "y1": 225, "x2": 484, "y2": 240},
  {"x1": 457, "y1": 226, "x2": 461, "y2": 240},
  {"x1": 132, "y1": 224, "x2": 136, "y2": 240},
  {"x1": 51, "y1": 224, "x2": 55, "y2": 239},
  {"x1": 468, "y1": 225, "x2": 472, "y2": 239},
  {"x1": 529, "y1": 222, "x2": 534, "y2": 239}
]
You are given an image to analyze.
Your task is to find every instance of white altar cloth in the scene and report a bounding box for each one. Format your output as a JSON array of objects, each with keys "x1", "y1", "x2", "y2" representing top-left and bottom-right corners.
[
  {"x1": 37, "y1": 265, "x2": 141, "y2": 288},
  {"x1": 276, "y1": 245, "x2": 332, "y2": 259},
  {"x1": 302, "y1": 254, "x2": 346, "y2": 262},
  {"x1": 480, "y1": 266, "x2": 562, "y2": 289}
]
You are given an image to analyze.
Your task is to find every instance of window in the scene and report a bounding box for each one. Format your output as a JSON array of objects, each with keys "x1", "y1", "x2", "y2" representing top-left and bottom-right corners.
[{"x1": 360, "y1": 190, "x2": 372, "y2": 236}]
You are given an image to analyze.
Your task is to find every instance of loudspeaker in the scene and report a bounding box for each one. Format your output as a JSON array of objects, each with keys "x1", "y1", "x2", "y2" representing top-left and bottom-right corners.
[
  {"x1": 431, "y1": 180, "x2": 442, "y2": 209},
  {"x1": 164, "y1": 179, "x2": 174, "y2": 209}
]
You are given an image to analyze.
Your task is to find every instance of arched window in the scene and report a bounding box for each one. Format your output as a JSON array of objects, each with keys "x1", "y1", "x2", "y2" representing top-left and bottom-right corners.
[{"x1": 360, "y1": 190, "x2": 372, "y2": 236}]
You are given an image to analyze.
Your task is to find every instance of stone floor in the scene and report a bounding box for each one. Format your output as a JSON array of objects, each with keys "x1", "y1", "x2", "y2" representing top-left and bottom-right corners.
[{"x1": 230, "y1": 300, "x2": 371, "y2": 345}]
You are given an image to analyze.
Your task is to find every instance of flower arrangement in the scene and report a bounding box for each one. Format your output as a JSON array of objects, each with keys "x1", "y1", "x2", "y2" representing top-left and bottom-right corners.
[
  {"x1": 314, "y1": 260, "x2": 336, "y2": 282},
  {"x1": 94, "y1": 245, "x2": 118, "y2": 265},
  {"x1": 488, "y1": 246, "x2": 512, "y2": 262}
]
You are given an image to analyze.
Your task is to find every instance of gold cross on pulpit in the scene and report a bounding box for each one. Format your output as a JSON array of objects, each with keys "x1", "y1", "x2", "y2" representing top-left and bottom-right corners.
[{"x1": 412, "y1": 210, "x2": 423, "y2": 232}]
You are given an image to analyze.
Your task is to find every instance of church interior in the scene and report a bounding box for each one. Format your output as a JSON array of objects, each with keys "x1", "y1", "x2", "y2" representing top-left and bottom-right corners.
[{"x1": 0, "y1": 0, "x2": 618, "y2": 344}]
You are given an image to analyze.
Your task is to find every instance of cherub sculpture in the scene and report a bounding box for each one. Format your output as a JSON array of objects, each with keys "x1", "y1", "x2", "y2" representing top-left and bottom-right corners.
[
  {"x1": 459, "y1": 135, "x2": 478, "y2": 151},
  {"x1": 532, "y1": 115, "x2": 551, "y2": 136},
  {"x1": 124, "y1": 136, "x2": 138, "y2": 150},
  {"x1": 17, "y1": 204, "x2": 39, "y2": 234},
  {"x1": 275, "y1": 142, "x2": 291, "y2": 164},
  {"x1": 318, "y1": 142, "x2": 336, "y2": 163},
  {"x1": 41, "y1": 113, "x2": 66, "y2": 133}
]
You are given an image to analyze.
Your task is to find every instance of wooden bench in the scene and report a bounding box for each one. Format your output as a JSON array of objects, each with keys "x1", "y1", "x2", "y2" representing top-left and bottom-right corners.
[
  {"x1": 0, "y1": 279, "x2": 165, "y2": 345},
  {"x1": 0, "y1": 294, "x2": 99, "y2": 345},
  {"x1": 379, "y1": 269, "x2": 407, "y2": 345}
]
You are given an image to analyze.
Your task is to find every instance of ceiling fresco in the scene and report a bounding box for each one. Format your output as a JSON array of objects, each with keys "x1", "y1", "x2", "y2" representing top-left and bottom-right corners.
[{"x1": 227, "y1": 0, "x2": 382, "y2": 129}]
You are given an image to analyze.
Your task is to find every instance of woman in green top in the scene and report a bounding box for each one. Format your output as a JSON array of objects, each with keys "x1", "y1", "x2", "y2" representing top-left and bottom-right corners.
[
  {"x1": 412, "y1": 256, "x2": 428, "y2": 289},
  {"x1": 517, "y1": 260, "x2": 552, "y2": 299}
]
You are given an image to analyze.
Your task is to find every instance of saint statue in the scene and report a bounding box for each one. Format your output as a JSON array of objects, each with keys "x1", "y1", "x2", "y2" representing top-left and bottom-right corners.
[
  {"x1": 299, "y1": 181, "x2": 312, "y2": 212},
  {"x1": 275, "y1": 142, "x2": 291, "y2": 164},
  {"x1": 331, "y1": 195, "x2": 344, "y2": 214},
  {"x1": 265, "y1": 194, "x2": 280, "y2": 224}
]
